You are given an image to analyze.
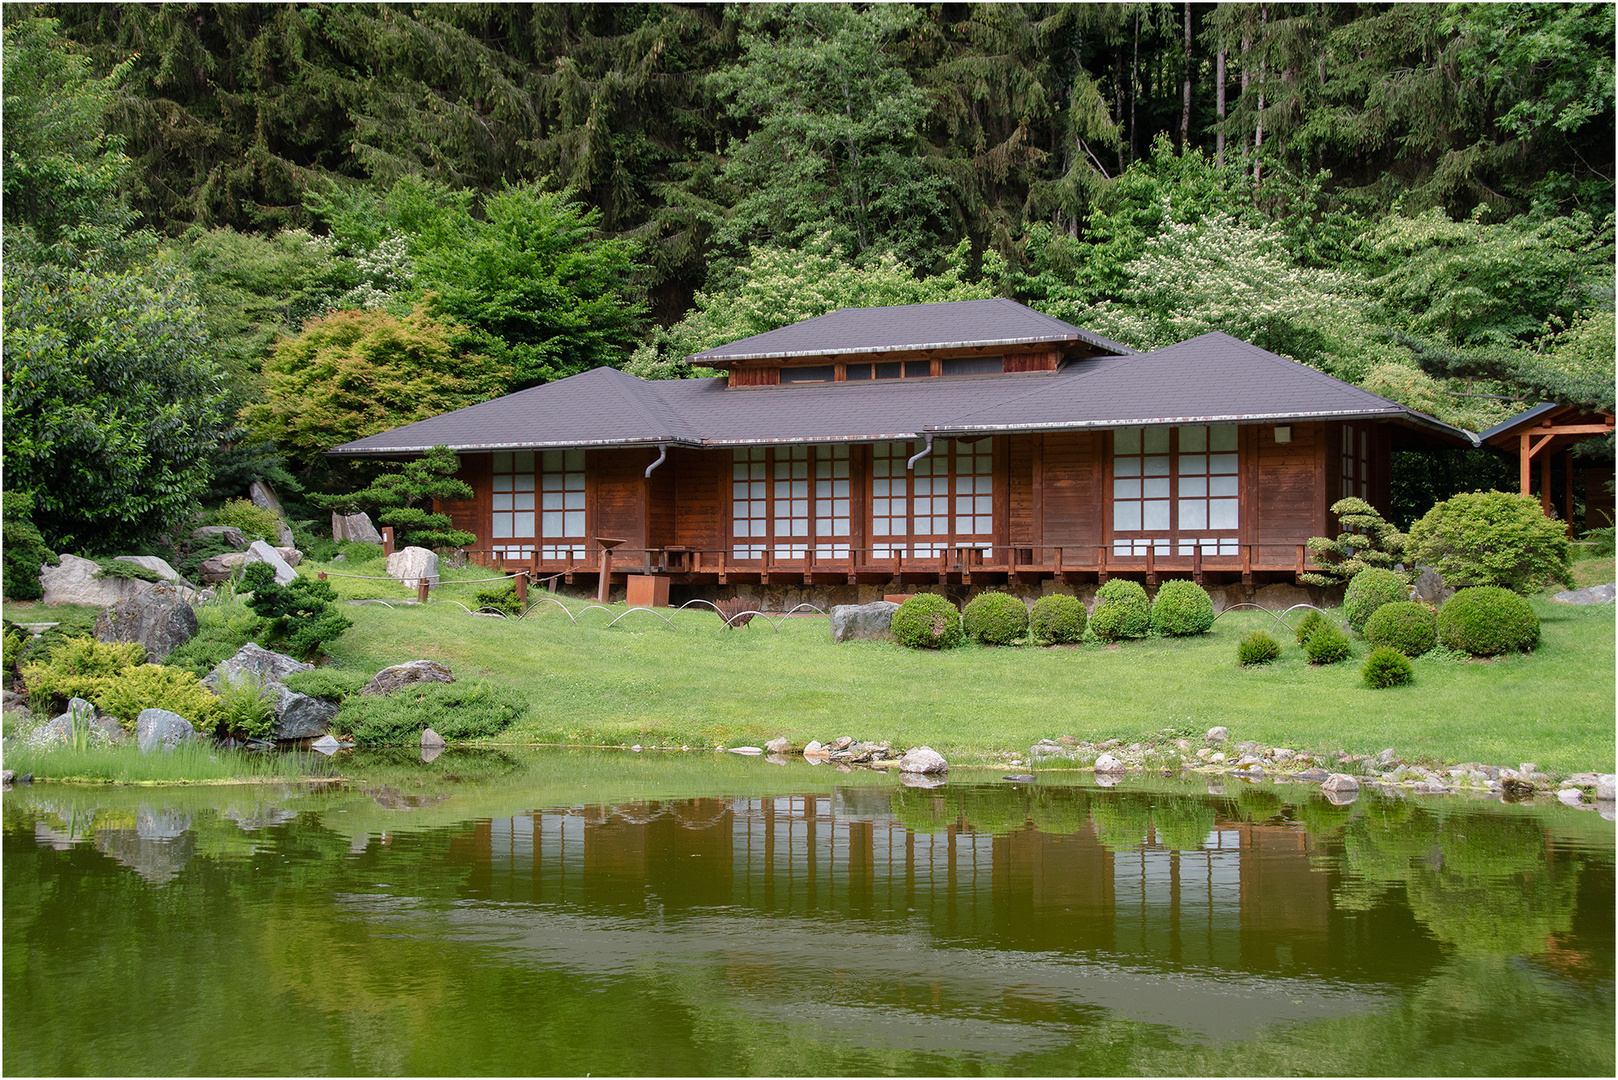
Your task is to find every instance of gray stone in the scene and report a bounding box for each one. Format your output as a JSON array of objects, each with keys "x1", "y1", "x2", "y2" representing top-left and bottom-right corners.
[
  {"x1": 1598, "y1": 775, "x2": 1616, "y2": 802},
  {"x1": 191, "y1": 525, "x2": 248, "y2": 549},
  {"x1": 361, "y1": 659, "x2": 455, "y2": 696},
  {"x1": 1411, "y1": 781, "x2": 1451, "y2": 794},
  {"x1": 198, "y1": 551, "x2": 247, "y2": 583},
  {"x1": 332, "y1": 511, "x2": 383, "y2": 545},
  {"x1": 274, "y1": 691, "x2": 338, "y2": 740},
  {"x1": 276, "y1": 521, "x2": 296, "y2": 548},
  {"x1": 802, "y1": 740, "x2": 828, "y2": 759},
  {"x1": 1321, "y1": 773, "x2": 1360, "y2": 793},
  {"x1": 385, "y1": 546, "x2": 439, "y2": 586},
  {"x1": 1372, "y1": 747, "x2": 1399, "y2": 768},
  {"x1": 1093, "y1": 753, "x2": 1126, "y2": 774},
  {"x1": 899, "y1": 771, "x2": 947, "y2": 789},
  {"x1": 1251, "y1": 583, "x2": 1316, "y2": 611},
  {"x1": 1411, "y1": 567, "x2": 1455, "y2": 606},
  {"x1": 421, "y1": 728, "x2": 446, "y2": 749},
  {"x1": 765, "y1": 737, "x2": 791, "y2": 754},
  {"x1": 245, "y1": 540, "x2": 297, "y2": 585},
  {"x1": 899, "y1": 746, "x2": 949, "y2": 774},
  {"x1": 830, "y1": 601, "x2": 901, "y2": 643},
  {"x1": 1004, "y1": 774, "x2": 1037, "y2": 783},
  {"x1": 311, "y1": 734, "x2": 342, "y2": 755},
  {"x1": 93, "y1": 582, "x2": 198, "y2": 662},
  {"x1": 25, "y1": 713, "x2": 74, "y2": 749},
  {"x1": 205, "y1": 643, "x2": 313, "y2": 691},
  {"x1": 832, "y1": 736, "x2": 854, "y2": 750},
  {"x1": 40, "y1": 553, "x2": 150, "y2": 607},
  {"x1": 91, "y1": 716, "x2": 129, "y2": 746},
  {"x1": 248, "y1": 480, "x2": 284, "y2": 517},
  {"x1": 728, "y1": 746, "x2": 764, "y2": 755},
  {"x1": 1551, "y1": 583, "x2": 1615, "y2": 605},
  {"x1": 114, "y1": 555, "x2": 183, "y2": 583},
  {"x1": 1206, "y1": 726, "x2": 1230, "y2": 745},
  {"x1": 136, "y1": 708, "x2": 196, "y2": 753},
  {"x1": 1557, "y1": 788, "x2": 1587, "y2": 807},
  {"x1": 275, "y1": 547, "x2": 303, "y2": 568},
  {"x1": 1296, "y1": 768, "x2": 1332, "y2": 782}
]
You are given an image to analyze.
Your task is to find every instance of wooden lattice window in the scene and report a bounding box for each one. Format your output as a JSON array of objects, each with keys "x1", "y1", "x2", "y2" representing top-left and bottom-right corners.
[
  {"x1": 1113, "y1": 426, "x2": 1240, "y2": 556},
  {"x1": 871, "y1": 439, "x2": 993, "y2": 558},
  {"x1": 491, "y1": 451, "x2": 536, "y2": 559}
]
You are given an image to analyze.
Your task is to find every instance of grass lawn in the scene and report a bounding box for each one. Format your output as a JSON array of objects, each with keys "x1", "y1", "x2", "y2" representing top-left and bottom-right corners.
[{"x1": 305, "y1": 555, "x2": 1616, "y2": 774}]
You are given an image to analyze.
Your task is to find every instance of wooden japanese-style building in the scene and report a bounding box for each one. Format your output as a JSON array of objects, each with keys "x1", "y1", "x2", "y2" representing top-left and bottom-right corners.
[{"x1": 329, "y1": 299, "x2": 1478, "y2": 600}]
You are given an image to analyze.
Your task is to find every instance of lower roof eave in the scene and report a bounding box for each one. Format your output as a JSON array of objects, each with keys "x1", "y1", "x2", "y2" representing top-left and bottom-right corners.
[
  {"x1": 927, "y1": 408, "x2": 1478, "y2": 446},
  {"x1": 325, "y1": 435, "x2": 704, "y2": 458}
]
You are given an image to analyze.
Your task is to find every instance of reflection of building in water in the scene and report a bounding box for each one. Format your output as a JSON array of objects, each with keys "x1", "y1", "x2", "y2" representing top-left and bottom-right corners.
[{"x1": 473, "y1": 793, "x2": 1332, "y2": 973}]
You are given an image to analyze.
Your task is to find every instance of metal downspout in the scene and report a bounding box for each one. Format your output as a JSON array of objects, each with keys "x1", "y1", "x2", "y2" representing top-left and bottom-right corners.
[
  {"x1": 645, "y1": 444, "x2": 669, "y2": 477},
  {"x1": 907, "y1": 434, "x2": 934, "y2": 471}
]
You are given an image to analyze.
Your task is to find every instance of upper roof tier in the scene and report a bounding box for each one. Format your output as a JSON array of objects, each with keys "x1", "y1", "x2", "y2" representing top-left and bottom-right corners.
[
  {"x1": 687, "y1": 298, "x2": 1133, "y2": 365},
  {"x1": 330, "y1": 316, "x2": 1479, "y2": 458}
]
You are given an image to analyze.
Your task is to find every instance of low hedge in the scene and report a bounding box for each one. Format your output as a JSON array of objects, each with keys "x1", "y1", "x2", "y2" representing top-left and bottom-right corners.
[
  {"x1": 1150, "y1": 580, "x2": 1215, "y2": 636},
  {"x1": 334, "y1": 680, "x2": 529, "y2": 745},
  {"x1": 1029, "y1": 594, "x2": 1087, "y2": 644},
  {"x1": 1343, "y1": 567, "x2": 1409, "y2": 632},
  {"x1": 1091, "y1": 579, "x2": 1150, "y2": 641},
  {"x1": 891, "y1": 594, "x2": 964, "y2": 649},
  {"x1": 963, "y1": 592, "x2": 1029, "y2": 645},
  {"x1": 1363, "y1": 601, "x2": 1438, "y2": 656},
  {"x1": 1437, "y1": 586, "x2": 1540, "y2": 657}
]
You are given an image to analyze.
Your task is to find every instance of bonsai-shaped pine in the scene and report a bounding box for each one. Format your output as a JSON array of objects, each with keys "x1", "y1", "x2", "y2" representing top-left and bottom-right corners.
[
  {"x1": 240, "y1": 562, "x2": 353, "y2": 659},
  {"x1": 1299, "y1": 497, "x2": 1408, "y2": 588},
  {"x1": 314, "y1": 445, "x2": 476, "y2": 550}
]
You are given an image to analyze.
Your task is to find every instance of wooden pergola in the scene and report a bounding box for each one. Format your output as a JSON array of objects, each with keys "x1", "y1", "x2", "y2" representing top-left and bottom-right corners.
[{"x1": 1480, "y1": 404, "x2": 1615, "y2": 529}]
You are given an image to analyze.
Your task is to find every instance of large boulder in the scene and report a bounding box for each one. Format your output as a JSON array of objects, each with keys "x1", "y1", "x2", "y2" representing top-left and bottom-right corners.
[
  {"x1": 204, "y1": 644, "x2": 335, "y2": 740},
  {"x1": 275, "y1": 547, "x2": 303, "y2": 568},
  {"x1": 197, "y1": 551, "x2": 247, "y2": 583},
  {"x1": 362, "y1": 660, "x2": 455, "y2": 696},
  {"x1": 898, "y1": 746, "x2": 949, "y2": 775},
  {"x1": 191, "y1": 525, "x2": 248, "y2": 549},
  {"x1": 114, "y1": 555, "x2": 183, "y2": 583},
  {"x1": 40, "y1": 554, "x2": 148, "y2": 607},
  {"x1": 248, "y1": 480, "x2": 284, "y2": 517},
  {"x1": 93, "y1": 582, "x2": 198, "y2": 662},
  {"x1": 332, "y1": 511, "x2": 383, "y2": 545},
  {"x1": 1551, "y1": 583, "x2": 1615, "y2": 606},
  {"x1": 245, "y1": 540, "x2": 297, "y2": 585},
  {"x1": 386, "y1": 546, "x2": 439, "y2": 586},
  {"x1": 830, "y1": 601, "x2": 900, "y2": 643},
  {"x1": 205, "y1": 643, "x2": 313, "y2": 689},
  {"x1": 136, "y1": 708, "x2": 197, "y2": 753},
  {"x1": 273, "y1": 692, "x2": 338, "y2": 740}
]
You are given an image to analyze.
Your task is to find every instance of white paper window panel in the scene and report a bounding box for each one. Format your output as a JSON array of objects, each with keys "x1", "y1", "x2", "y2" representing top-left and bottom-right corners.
[
  {"x1": 873, "y1": 519, "x2": 891, "y2": 537},
  {"x1": 1115, "y1": 478, "x2": 1141, "y2": 500},
  {"x1": 955, "y1": 475, "x2": 992, "y2": 494},
  {"x1": 816, "y1": 461, "x2": 850, "y2": 479},
  {"x1": 815, "y1": 544, "x2": 851, "y2": 557},
  {"x1": 1143, "y1": 501, "x2": 1171, "y2": 530},
  {"x1": 1115, "y1": 457, "x2": 1141, "y2": 477},
  {"x1": 540, "y1": 545, "x2": 586, "y2": 559},
  {"x1": 493, "y1": 475, "x2": 513, "y2": 493},
  {"x1": 775, "y1": 461, "x2": 809, "y2": 480},
  {"x1": 1115, "y1": 428, "x2": 1142, "y2": 455},
  {"x1": 1144, "y1": 478, "x2": 1170, "y2": 499},
  {"x1": 873, "y1": 543, "x2": 905, "y2": 557},
  {"x1": 1180, "y1": 477, "x2": 1208, "y2": 499},
  {"x1": 541, "y1": 449, "x2": 584, "y2": 471},
  {"x1": 494, "y1": 451, "x2": 536, "y2": 472},
  {"x1": 817, "y1": 499, "x2": 850, "y2": 517},
  {"x1": 1177, "y1": 537, "x2": 1240, "y2": 555},
  {"x1": 955, "y1": 495, "x2": 993, "y2": 514},
  {"x1": 872, "y1": 478, "x2": 892, "y2": 497},
  {"x1": 817, "y1": 479, "x2": 851, "y2": 498},
  {"x1": 1115, "y1": 502, "x2": 1142, "y2": 531},
  {"x1": 1211, "y1": 476, "x2": 1238, "y2": 497},
  {"x1": 1180, "y1": 502, "x2": 1207, "y2": 530},
  {"x1": 774, "y1": 480, "x2": 809, "y2": 498},
  {"x1": 494, "y1": 493, "x2": 511, "y2": 511},
  {"x1": 493, "y1": 544, "x2": 535, "y2": 557},
  {"x1": 774, "y1": 519, "x2": 809, "y2": 538},
  {"x1": 955, "y1": 515, "x2": 992, "y2": 534},
  {"x1": 873, "y1": 458, "x2": 892, "y2": 477},
  {"x1": 1180, "y1": 455, "x2": 1208, "y2": 477},
  {"x1": 735, "y1": 447, "x2": 766, "y2": 461},
  {"x1": 815, "y1": 519, "x2": 851, "y2": 536},
  {"x1": 1144, "y1": 455, "x2": 1170, "y2": 476},
  {"x1": 773, "y1": 544, "x2": 808, "y2": 559},
  {"x1": 492, "y1": 517, "x2": 513, "y2": 539},
  {"x1": 1209, "y1": 499, "x2": 1239, "y2": 529},
  {"x1": 733, "y1": 545, "x2": 763, "y2": 559},
  {"x1": 973, "y1": 454, "x2": 993, "y2": 474},
  {"x1": 913, "y1": 543, "x2": 946, "y2": 557},
  {"x1": 1114, "y1": 539, "x2": 1170, "y2": 555}
]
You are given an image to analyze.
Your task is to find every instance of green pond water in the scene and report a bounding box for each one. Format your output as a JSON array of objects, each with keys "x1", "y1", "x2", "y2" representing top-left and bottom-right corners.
[{"x1": 3, "y1": 750, "x2": 1613, "y2": 1077}]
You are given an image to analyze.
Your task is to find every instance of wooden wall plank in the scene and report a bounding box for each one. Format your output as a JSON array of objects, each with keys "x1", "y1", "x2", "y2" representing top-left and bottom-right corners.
[
  {"x1": 435, "y1": 452, "x2": 489, "y2": 547},
  {"x1": 592, "y1": 448, "x2": 650, "y2": 547},
  {"x1": 1008, "y1": 434, "x2": 1036, "y2": 546},
  {"x1": 1257, "y1": 421, "x2": 1321, "y2": 547},
  {"x1": 1042, "y1": 431, "x2": 1102, "y2": 547},
  {"x1": 673, "y1": 449, "x2": 726, "y2": 551}
]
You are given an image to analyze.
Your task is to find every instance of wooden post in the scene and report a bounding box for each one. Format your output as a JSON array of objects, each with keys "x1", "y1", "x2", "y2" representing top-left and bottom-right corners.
[
  {"x1": 514, "y1": 571, "x2": 529, "y2": 606},
  {"x1": 1241, "y1": 544, "x2": 1252, "y2": 585},
  {"x1": 1520, "y1": 432, "x2": 1532, "y2": 496},
  {"x1": 1540, "y1": 451, "x2": 1552, "y2": 516},
  {"x1": 1145, "y1": 545, "x2": 1156, "y2": 586},
  {"x1": 1564, "y1": 451, "x2": 1576, "y2": 537},
  {"x1": 382, "y1": 526, "x2": 396, "y2": 557},
  {"x1": 417, "y1": 578, "x2": 430, "y2": 603},
  {"x1": 1193, "y1": 545, "x2": 1203, "y2": 584},
  {"x1": 598, "y1": 548, "x2": 612, "y2": 604},
  {"x1": 1097, "y1": 546, "x2": 1108, "y2": 583},
  {"x1": 1295, "y1": 544, "x2": 1306, "y2": 582}
]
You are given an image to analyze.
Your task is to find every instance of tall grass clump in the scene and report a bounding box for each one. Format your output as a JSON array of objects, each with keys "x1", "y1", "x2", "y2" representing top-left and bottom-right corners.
[{"x1": 5, "y1": 740, "x2": 321, "y2": 784}]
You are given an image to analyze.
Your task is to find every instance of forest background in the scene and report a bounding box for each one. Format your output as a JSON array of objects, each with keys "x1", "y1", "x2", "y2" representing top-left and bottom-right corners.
[{"x1": 2, "y1": 2, "x2": 1614, "y2": 557}]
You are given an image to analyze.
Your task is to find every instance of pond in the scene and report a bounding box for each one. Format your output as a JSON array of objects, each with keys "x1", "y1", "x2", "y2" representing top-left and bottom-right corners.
[{"x1": 4, "y1": 751, "x2": 1613, "y2": 1076}]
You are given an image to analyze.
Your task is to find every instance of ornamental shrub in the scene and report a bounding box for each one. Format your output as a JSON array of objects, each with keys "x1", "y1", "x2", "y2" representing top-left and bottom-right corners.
[
  {"x1": 1029, "y1": 594, "x2": 1087, "y2": 644},
  {"x1": 21, "y1": 637, "x2": 146, "y2": 712},
  {"x1": 240, "y1": 562, "x2": 352, "y2": 658},
  {"x1": 1149, "y1": 580, "x2": 1215, "y2": 636},
  {"x1": 1437, "y1": 586, "x2": 1540, "y2": 656},
  {"x1": 1091, "y1": 579, "x2": 1150, "y2": 641},
  {"x1": 1363, "y1": 646, "x2": 1413, "y2": 688},
  {"x1": 334, "y1": 680, "x2": 529, "y2": 745},
  {"x1": 1238, "y1": 631, "x2": 1281, "y2": 665},
  {"x1": 283, "y1": 668, "x2": 372, "y2": 703},
  {"x1": 211, "y1": 670, "x2": 277, "y2": 740},
  {"x1": 1363, "y1": 601, "x2": 1438, "y2": 656},
  {"x1": 1343, "y1": 567, "x2": 1409, "y2": 632},
  {"x1": 213, "y1": 497, "x2": 284, "y2": 544},
  {"x1": 1303, "y1": 624, "x2": 1352, "y2": 665},
  {"x1": 890, "y1": 594, "x2": 964, "y2": 649},
  {"x1": 2, "y1": 491, "x2": 57, "y2": 601},
  {"x1": 475, "y1": 582, "x2": 524, "y2": 616},
  {"x1": 963, "y1": 592, "x2": 1029, "y2": 645},
  {"x1": 1292, "y1": 608, "x2": 1326, "y2": 645},
  {"x1": 94, "y1": 664, "x2": 221, "y2": 734},
  {"x1": 1406, "y1": 490, "x2": 1574, "y2": 594}
]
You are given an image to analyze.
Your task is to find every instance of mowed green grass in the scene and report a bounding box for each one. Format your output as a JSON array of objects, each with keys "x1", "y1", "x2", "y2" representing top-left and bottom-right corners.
[{"x1": 314, "y1": 559, "x2": 1616, "y2": 773}]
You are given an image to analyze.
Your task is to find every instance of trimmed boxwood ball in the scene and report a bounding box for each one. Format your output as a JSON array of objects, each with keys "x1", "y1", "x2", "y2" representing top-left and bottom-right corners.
[
  {"x1": 1343, "y1": 567, "x2": 1409, "y2": 632},
  {"x1": 963, "y1": 591, "x2": 1030, "y2": 645},
  {"x1": 1292, "y1": 608, "x2": 1326, "y2": 645},
  {"x1": 1363, "y1": 646, "x2": 1414, "y2": 688},
  {"x1": 1091, "y1": 579, "x2": 1151, "y2": 641},
  {"x1": 1303, "y1": 624, "x2": 1352, "y2": 664},
  {"x1": 1150, "y1": 579, "x2": 1215, "y2": 636},
  {"x1": 1029, "y1": 594, "x2": 1087, "y2": 644},
  {"x1": 1437, "y1": 586, "x2": 1540, "y2": 657},
  {"x1": 891, "y1": 593, "x2": 964, "y2": 649},
  {"x1": 1363, "y1": 601, "x2": 1438, "y2": 656},
  {"x1": 1238, "y1": 631, "x2": 1281, "y2": 665}
]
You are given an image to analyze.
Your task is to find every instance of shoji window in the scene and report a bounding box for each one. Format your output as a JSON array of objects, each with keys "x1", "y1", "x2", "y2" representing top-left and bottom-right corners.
[
  {"x1": 870, "y1": 439, "x2": 994, "y2": 559},
  {"x1": 539, "y1": 449, "x2": 586, "y2": 559},
  {"x1": 731, "y1": 446, "x2": 851, "y2": 560},
  {"x1": 732, "y1": 448, "x2": 768, "y2": 559},
  {"x1": 1341, "y1": 424, "x2": 1369, "y2": 500},
  {"x1": 1112, "y1": 426, "x2": 1240, "y2": 556},
  {"x1": 491, "y1": 451, "x2": 536, "y2": 559},
  {"x1": 772, "y1": 446, "x2": 810, "y2": 559},
  {"x1": 814, "y1": 445, "x2": 851, "y2": 558}
]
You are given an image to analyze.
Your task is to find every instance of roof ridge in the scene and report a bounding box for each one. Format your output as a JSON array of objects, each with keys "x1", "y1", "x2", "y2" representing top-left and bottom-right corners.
[{"x1": 596, "y1": 366, "x2": 699, "y2": 444}]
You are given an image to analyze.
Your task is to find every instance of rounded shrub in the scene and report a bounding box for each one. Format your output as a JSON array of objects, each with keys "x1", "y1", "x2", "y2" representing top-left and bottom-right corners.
[
  {"x1": 1029, "y1": 594, "x2": 1087, "y2": 644},
  {"x1": 1363, "y1": 646, "x2": 1414, "y2": 688},
  {"x1": 962, "y1": 591, "x2": 1030, "y2": 645},
  {"x1": 1436, "y1": 586, "x2": 1540, "y2": 657},
  {"x1": 1406, "y1": 490, "x2": 1574, "y2": 594},
  {"x1": 1149, "y1": 580, "x2": 1215, "y2": 636},
  {"x1": 213, "y1": 497, "x2": 284, "y2": 544},
  {"x1": 1237, "y1": 631, "x2": 1281, "y2": 665},
  {"x1": 1091, "y1": 579, "x2": 1150, "y2": 641},
  {"x1": 1303, "y1": 624, "x2": 1352, "y2": 665},
  {"x1": 890, "y1": 594, "x2": 964, "y2": 649},
  {"x1": 1363, "y1": 601, "x2": 1438, "y2": 656},
  {"x1": 1343, "y1": 567, "x2": 1409, "y2": 633},
  {"x1": 1291, "y1": 608, "x2": 1326, "y2": 645}
]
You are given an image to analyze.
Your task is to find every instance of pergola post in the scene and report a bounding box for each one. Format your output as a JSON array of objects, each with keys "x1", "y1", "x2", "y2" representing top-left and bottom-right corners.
[
  {"x1": 1540, "y1": 451, "x2": 1552, "y2": 516},
  {"x1": 1564, "y1": 451, "x2": 1576, "y2": 537},
  {"x1": 1519, "y1": 432, "x2": 1532, "y2": 496}
]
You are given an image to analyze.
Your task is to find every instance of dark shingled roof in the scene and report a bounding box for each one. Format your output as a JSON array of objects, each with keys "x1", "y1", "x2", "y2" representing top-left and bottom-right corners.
[
  {"x1": 330, "y1": 328, "x2": 1477, "y2": 456},
  {"x1": 688, "y1": 298, "x2": 1133, "y2": 363}
]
